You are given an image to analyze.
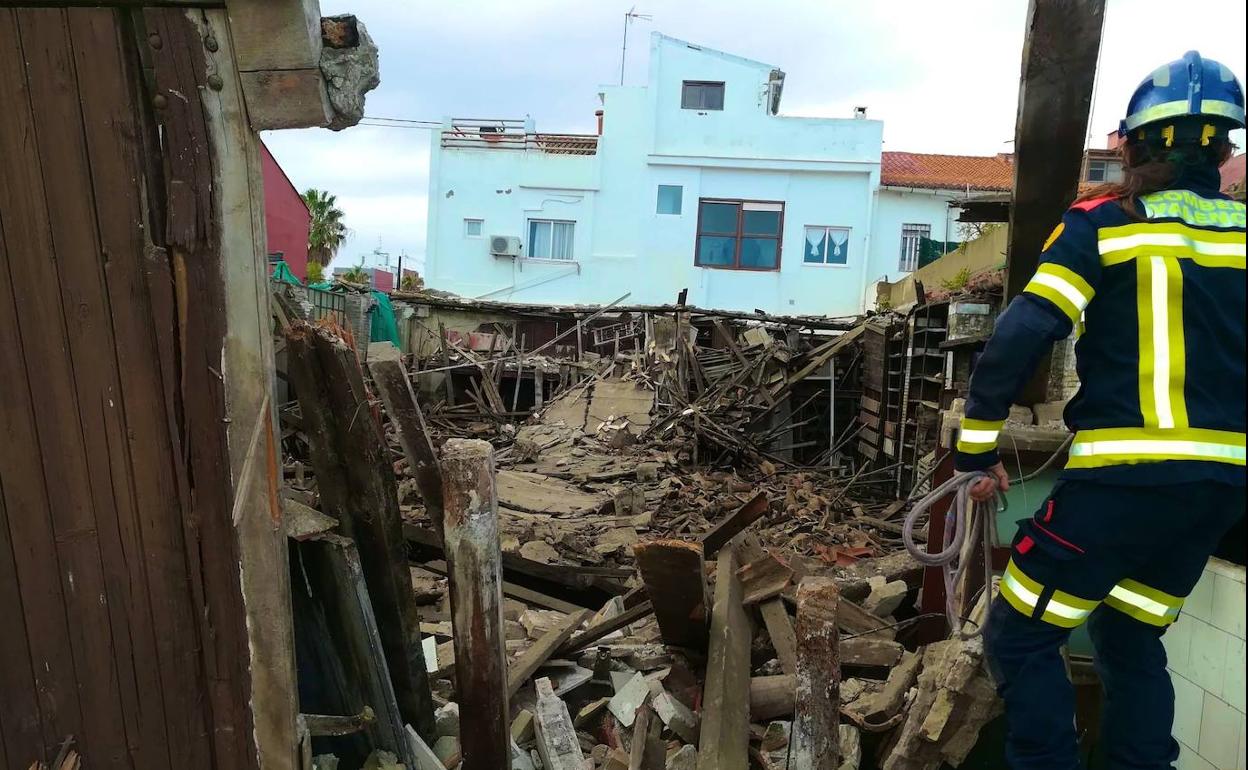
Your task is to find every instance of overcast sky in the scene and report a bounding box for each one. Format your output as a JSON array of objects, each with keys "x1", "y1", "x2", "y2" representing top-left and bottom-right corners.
[{"x1": 261, "y1": 0, "x2": 1247, "y2": 273}]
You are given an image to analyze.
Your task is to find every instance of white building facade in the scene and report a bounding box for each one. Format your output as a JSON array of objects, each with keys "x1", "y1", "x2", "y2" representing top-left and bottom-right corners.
[{"x1": 425, "y1": 34, "x2": 1005, "y2": 316}]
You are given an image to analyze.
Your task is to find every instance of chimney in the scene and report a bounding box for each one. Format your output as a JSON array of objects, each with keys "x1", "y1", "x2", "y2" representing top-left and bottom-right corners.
[
  {"x1": 595, "y1": 109, "x2": 604, "y2": 136},
  {"x1": 1107, "y1": 129, "x2": 1125, "y2": 150}
]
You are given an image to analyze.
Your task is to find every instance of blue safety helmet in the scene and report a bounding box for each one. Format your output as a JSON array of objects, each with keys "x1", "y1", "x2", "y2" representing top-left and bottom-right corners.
[{"x1": 1120, "y1": 51, "x2": 1245, "y2": 146}]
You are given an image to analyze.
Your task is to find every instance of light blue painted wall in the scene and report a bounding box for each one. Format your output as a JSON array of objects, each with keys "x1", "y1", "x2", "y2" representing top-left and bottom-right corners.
[
  {"x1": 868, "y1": 188, "x2": 963, "y2": 287},
  {"x1": 426, "y1": 33, "x2": 958, "y2": 315}
]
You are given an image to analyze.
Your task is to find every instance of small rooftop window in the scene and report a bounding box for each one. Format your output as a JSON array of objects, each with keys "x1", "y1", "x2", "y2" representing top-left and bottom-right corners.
[{"x1": 681, "y1": 81, "x2": 724, "y2": 111}]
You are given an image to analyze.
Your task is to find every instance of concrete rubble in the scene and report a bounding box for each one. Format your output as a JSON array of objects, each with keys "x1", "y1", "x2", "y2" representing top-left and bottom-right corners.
[{"x1": 272, "y1": 294, "x2": 1022, "y2": 769}]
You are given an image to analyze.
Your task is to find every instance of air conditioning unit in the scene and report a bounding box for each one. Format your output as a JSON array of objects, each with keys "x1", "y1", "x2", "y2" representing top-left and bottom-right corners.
[{"x1": 490, "y1": 235, "x2": 522, "y2": 257}]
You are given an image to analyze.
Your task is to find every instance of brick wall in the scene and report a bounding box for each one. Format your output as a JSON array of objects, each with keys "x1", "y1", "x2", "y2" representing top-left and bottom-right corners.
[{"x1": 1164, "y1": 558, "x2": 1246, "y2": 770}]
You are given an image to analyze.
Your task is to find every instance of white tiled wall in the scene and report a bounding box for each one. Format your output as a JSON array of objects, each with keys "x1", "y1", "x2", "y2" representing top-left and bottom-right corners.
[{"x1": 1165, "y1": 558, "x2": 1246, "y2": 770}]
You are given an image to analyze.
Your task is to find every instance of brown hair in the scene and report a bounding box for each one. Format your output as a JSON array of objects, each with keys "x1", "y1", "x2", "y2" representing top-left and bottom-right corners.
[{"x1": 1076, "y1": 138, "x2": 1235, "y2": 218}]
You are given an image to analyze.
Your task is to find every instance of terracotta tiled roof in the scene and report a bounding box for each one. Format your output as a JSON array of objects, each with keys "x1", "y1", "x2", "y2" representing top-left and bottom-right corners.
[
  {"x1": 1221, "y1": 153, "x2": 1246, "y2": 192},
  {"x1": 881, "y1": 151, "x2": 1015, "y2": 192}
]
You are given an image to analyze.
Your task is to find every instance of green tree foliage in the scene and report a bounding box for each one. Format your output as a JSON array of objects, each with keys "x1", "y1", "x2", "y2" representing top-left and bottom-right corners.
[
  {"x1": 305, "y1": 260, "x2": 325, "y2": 284},
  {"x1": 303, "y1": 188, "x2": 347, "y2": 265},
  {"x1": 340, "y1": 264, "x2": 369, "y2": 285}
]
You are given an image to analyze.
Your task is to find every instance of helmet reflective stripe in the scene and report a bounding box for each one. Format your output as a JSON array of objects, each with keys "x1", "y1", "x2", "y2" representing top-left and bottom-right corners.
[{"x1": 1121, "y1": 51, "x2": 1245, "y2": 134}]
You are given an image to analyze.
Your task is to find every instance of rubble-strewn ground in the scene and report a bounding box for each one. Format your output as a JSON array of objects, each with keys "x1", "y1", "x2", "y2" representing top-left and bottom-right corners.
[{"x1": 279, "y1": 311, "x2": 1002, "y2": 770}]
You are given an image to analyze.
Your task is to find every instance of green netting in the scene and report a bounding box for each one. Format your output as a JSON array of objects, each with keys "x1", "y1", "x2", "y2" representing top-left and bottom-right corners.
[
  {"x1": 918, "y1": 237, "x2": 961, "y2": 269},
  {"x1": 270, "y1": 260, "x2": 302, "y2": 286},
  {"x1": 369, "y1": 290, "x2": 400, "y2": 345},
  {"x1": 307, "y1": 281, "x2": 335, "y2": 291}
]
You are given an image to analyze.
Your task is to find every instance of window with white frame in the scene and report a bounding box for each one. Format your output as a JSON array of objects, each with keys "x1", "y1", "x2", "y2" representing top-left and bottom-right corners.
[
  {"x1": 899, "y1": 223, "x2": 931, "y2": 272},
  {"x1": 464, "y1": 218, "x2": 483, "y2": 237},
  {"x1": 803, "y1": 226, "x2": 850, "y2": 266},
  {"x1": 1086, "y1": 158, "x2": 1124, "y2": 183},
  {"x1": 527, "y1": 219, "x2": 575, "y2": 260},
  {"x1": 681, "y1": 81, "x2": 725, "y2": 111}
]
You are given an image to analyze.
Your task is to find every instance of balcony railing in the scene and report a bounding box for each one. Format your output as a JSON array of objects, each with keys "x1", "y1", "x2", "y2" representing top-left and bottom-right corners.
[{"x1": 441, "y1": 118, "x2": 597, "y2": 156}]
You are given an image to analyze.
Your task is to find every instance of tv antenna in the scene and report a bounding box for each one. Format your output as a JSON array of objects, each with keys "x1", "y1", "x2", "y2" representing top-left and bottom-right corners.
[{"x1": 620, "y1": 7, "x2": 652, "y2": 86}]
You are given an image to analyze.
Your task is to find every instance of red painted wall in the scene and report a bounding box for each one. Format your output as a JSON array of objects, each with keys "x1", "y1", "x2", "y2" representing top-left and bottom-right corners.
[
  {"x1": 260, "y1": 140, "x2": 312, "y2": 280},
  {"x1": 369, "y1": 267, "x2": 394, "y2": 292}
]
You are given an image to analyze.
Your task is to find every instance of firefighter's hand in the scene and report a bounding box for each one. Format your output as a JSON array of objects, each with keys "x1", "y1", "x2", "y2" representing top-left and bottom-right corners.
[{"x1": 969, "y1": 462, "x2": 1009, "y2": 503}]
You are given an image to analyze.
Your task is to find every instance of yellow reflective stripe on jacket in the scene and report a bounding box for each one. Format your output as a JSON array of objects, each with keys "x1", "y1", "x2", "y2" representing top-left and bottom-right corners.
[
  {"x1": 1103, "y1": 578, "x2": 1184, "y2": 627},
  {"x1": 999, "y1": 560, "x2": 1098, "y2": 629},
  {"x1": 956, "y1": 417, "x2": 1004, "y2": 455},
  {"x1": 1067, "y1": 427, "x2": 1246, "y2": 468},
  {"x1": 1099, "y1": 222, "x2": 1247, "y2": 268},
  {"x1": 1023, "y1": 263, "x2": 1096, "y2": 324},
  {"x1": 1136, "y1": 256, "x2": 1188, "y2": 430}
]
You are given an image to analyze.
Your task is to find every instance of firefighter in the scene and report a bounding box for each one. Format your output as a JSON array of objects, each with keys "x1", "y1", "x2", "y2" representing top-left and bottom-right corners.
[{"x1": 955, "y1": 51, "x2": 1246, "y2": 769}]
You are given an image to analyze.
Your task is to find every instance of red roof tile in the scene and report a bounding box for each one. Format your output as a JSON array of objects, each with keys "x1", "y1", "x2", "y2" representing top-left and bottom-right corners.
[
  {"x1": 1221, "y1": 153, "x2": 1245, "y2": 192},
  {"x1": 881, "y1": 151, "x2": 1015, "y2": 192}
]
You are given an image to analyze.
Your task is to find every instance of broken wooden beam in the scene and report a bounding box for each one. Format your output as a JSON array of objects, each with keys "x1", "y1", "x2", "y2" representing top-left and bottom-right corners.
[
  {"x1": 414, "y1": 558, "x2": 592, "y2": 615},
  {"x1": 405, "y1": 524, "x2": 631, "y2": 595},
  {"x1": 792, "y1": 577, "x2": 841, "y2": 770},
  {"x1": 507, "y1": 609, "x2": 593, "y2": 699},
  {"x1": 440, "y1": 438, "x2": 509, "y2": 770},
  {"x1": 749, "y1": 675, "x2": 796, "y2": 722},
  {"x1": 758, "y1": 599, "x2": 798, "y2": 675},
  {"x1": 633, "y1": 540, "x2": 710, "y2": 651},
  {"x1": 557, "y1": 600, "x2": 655, "y2": 657},
  {"x1": 696, "y1": 544, "x2": 750, "y2": 770},
  {"x1": 302, "y1": 706, "x2": 375, "y2": 737},
  {"x1": 368, "y1": 345, "x2": 446, "y2": 541},
  {"x1": 699, "y1": 492, "x2": 769, "y2": 557},
  {"x1": 285, "y1": 322, "x2": 436, "y2": 741}
]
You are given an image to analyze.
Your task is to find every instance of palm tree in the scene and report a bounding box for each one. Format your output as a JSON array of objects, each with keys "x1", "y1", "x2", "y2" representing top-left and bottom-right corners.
[
  {"x1": 303, "y1": 188, "x2": 348, "y2": 265},
  {"x1": 340, "y1": 264, "x2": 370, "y2": 285}
]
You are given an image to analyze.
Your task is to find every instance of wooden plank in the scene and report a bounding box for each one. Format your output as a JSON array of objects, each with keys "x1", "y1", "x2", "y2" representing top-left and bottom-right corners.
[
  {"x1": 369, "y1": 350, "x2": 446, "y2": 541},
  {"x1": 405, "y1": 524, "x2": 631, "y2": 594},
  {"x1": 507, "y1": 609, "x2": 593, "y2": 699},
  {"x1": 440, "y1": 439, "x2": 510, "y2": 770},
  {"x1": 1006, "y1": 0, "x2": 1107, "y2": 301},
  {"x1": 758, "y1": 599, "x2": 798, "y2": 675},
  {"x1": 295, "y1": 537, "x2": 415, "y2": 766},
  {"x1": 699, "y1": 492, "x2": 769, "y2": 557},
  {"x1": 194, "y1": 9, "x2": 300, "y2": 765},
  {"x1": 285, "y1": 323, "x2": 437, "y2": 741},
  {"x1": 791, "y1": 578, "x2": 841, "y2": 770},
  {"x1": 696, "y1": 545, "x2": 750, "y2": 770},
  {"x1": 65, "y1": 9, "x2": 219, "y2": 768},
  {"x1": 749, "y1": 675, "x2": 795, "y2": 722},
  {"x1": 557, "y1": 600, "x2": 655, "y2": 657},
  {"x1": 633, "y1": 540, "x2": 710, "y2": 651},
  {"x1": 144, "y1": 7, "x2": 262, "y2": 766},
  {"x1": 837, "y1": 599, "x2": 895, "y2": 640},
  {"x1": 0, "y1": 11, "x2": 133, "y2": 767},
  {"x1": 416, "y1": 559, "x2": 590, "y2": 615}
]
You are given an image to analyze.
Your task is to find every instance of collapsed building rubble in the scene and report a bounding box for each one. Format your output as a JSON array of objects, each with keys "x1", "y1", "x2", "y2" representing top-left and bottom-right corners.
[{"x1": 269, "y1": 283, "x2": 1033, "y2": 769}]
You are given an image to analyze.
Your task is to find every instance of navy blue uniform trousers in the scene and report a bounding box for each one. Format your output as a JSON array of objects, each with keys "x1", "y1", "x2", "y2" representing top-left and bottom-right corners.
[{"x1": 983, "y1": 480, "x2": 1244, "y2": 770}]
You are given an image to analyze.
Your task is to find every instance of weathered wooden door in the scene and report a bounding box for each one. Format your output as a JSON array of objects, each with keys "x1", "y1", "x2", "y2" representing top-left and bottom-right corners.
[{"x1": 0, "y1": 6, "x2": 295, "y2": 769}]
